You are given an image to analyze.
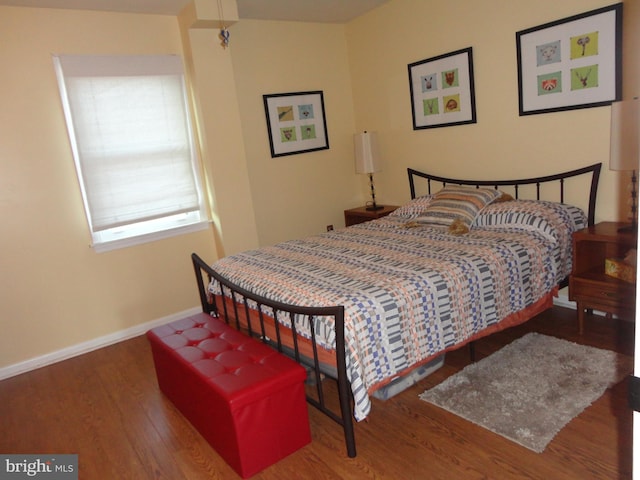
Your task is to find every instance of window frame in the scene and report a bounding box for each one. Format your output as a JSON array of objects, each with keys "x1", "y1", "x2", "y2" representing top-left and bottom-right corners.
[{"x1": 53, "y1": 54, "x2": 209, "y2": 253}]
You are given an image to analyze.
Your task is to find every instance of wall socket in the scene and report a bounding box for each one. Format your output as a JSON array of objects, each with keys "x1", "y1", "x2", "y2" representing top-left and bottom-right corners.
[{"x1": 326, "y1": 225, "x2": 334, "y2": 232}]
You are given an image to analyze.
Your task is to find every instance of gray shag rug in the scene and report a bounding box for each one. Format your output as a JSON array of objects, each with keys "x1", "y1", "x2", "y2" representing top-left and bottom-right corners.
[{"x1": 419, "y1": 332, "x2": 632, "y2": 452}]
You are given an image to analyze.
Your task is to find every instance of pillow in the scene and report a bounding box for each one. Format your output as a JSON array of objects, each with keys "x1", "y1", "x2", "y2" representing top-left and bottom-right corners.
[
  {"x1": 413, "y1": 186, "x2": 502, "y2": 231},
  {"x1": 389, "y1": 194, "x2": 434, "y2": 218},
  {"x1": 472, "y1": 199, "x2": 588, "y2": 280},
  {"x1": 472, "y1": 199, "x2": 587, "y2": 233}
]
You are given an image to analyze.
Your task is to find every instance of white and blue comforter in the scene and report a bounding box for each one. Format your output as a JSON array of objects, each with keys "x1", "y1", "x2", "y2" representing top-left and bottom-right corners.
[{"x1": 209, "y1": 199, "x2": 586, "y2": 421}]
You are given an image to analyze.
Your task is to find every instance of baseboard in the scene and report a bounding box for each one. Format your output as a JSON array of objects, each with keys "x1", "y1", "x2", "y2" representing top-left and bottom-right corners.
[
  {"x1": 553, "y1": 292, "x2": 576, "y2": 310},
  {"x1": 0, "y1": 292, "x2": 621, "y2": 382},
  {"x1": 0, "y1": 306, "x2": 202, "y2": 382}
]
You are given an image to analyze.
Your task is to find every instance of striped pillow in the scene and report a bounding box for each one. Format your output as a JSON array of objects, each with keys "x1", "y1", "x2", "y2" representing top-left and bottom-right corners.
[{"x1": 414, "y1": 186, "x2": 501, "y2": 230}]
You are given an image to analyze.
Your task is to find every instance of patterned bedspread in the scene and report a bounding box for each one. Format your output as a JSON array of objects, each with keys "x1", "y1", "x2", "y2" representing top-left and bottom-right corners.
[{"x1": 209, "y1": 200, "x2": 586, "y2": 421}]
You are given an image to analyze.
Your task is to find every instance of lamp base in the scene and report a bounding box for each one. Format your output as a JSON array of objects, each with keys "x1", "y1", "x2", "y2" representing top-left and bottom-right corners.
[{"x1": 366, "y1": 204, "x2": 384, "y2": 211}]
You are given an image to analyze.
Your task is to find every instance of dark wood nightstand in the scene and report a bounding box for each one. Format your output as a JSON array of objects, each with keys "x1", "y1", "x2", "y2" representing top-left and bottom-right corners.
[
  {"x1": 568, "y1": 221, "x2": 637, "y2": 334},
  {"x1": 344, "y1": 205, "x2": 399, "y2": 227}
]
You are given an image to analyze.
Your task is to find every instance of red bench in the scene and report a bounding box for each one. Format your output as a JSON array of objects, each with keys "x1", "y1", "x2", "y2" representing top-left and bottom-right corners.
[{"x1": 147, "y1": 313, "x2": 311, "y2": 478}]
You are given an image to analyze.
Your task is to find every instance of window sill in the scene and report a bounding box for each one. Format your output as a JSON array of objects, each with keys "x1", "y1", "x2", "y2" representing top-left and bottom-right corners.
[{"x1": 91, "y1": 221, "x2": 210, "y2": 253}]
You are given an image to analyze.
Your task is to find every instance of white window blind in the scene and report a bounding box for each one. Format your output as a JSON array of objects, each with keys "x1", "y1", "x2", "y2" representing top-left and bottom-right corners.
[{"x1": 53, "y1": 54, "x2": 207, "y2": 250}]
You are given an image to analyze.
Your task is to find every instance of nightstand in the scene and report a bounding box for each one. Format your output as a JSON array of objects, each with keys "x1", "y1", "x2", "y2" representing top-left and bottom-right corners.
[
  {"x1": 568, "y1": 222, "x2": 637, "y2": 334},
  {"x1": 344, "y1": 205, "x2": 398, "y2": 227}
]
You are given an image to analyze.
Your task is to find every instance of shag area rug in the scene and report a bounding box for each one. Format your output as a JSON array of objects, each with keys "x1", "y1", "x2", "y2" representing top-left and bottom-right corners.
[{"x1": 419, "y1": 332, "x2": 632, "y2": 452}]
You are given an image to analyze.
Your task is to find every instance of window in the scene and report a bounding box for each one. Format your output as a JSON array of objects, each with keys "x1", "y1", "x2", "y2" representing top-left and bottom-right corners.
[{"x1": 53, "y1": 54, "x2": 208, "y2": 252}]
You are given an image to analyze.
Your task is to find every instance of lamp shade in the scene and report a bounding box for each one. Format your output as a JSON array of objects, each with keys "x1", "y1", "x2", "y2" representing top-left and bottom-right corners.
[
  {"x1": 354, "y1": 131, "x2": 381, "y2": 174},
  {"x1": 610, "y1": 99, "x2": 640, "y2": 172}
]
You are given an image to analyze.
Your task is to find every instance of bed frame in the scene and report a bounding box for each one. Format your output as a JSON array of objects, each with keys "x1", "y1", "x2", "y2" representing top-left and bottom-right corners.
[
  {"x1": 408, "y1": 163, "x2": 601, "y2": 227},
  {"x1": 192, "y1": 162, "x2": 601, "y2": 459}
]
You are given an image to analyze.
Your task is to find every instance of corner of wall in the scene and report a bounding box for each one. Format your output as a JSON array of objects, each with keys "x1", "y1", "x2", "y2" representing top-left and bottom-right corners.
[{"x1": 178, "y1": 1, "x2": 259, "y2": 257}]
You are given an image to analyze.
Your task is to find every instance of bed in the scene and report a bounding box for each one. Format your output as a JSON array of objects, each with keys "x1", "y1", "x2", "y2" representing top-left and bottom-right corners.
[{"x1": 191, "y1": 163, "x2": 601, "y2": 458}]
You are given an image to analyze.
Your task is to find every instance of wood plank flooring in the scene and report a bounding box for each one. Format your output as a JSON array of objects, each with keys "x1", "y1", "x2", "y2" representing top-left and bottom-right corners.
[{"x1": 0, "y1": 306, "x2": 633, "y2": 479}]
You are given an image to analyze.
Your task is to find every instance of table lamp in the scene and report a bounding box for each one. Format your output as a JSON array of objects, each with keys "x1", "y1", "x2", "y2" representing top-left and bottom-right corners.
[
  {"x1": 354, "y1": 131, "x2": 383, "y2": 211},
  {"x1": 610, "y1": 99, "x2": 639, "y2": 232}
]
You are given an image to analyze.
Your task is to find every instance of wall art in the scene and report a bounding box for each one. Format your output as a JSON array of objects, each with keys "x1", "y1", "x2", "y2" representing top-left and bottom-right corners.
[
  {"x1": 516, "y1": 3, "x2": 622, "y2": 116},
  {"x1": 408, "y1": 47, "x2": 476, "y2": 129},
  {"x1": 263, "y1": 91, "x2": 329, "y2": 157}
]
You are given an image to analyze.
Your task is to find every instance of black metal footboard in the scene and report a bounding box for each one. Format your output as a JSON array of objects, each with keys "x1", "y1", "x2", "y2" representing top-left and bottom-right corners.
[{"x1": 191, "y1": 253, "x2": 357, "y2": 458}]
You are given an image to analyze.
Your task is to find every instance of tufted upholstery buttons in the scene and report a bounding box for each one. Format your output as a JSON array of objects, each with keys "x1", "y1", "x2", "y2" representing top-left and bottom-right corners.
[{"x1": 147, "y1": 312, "x2": 311, "y2": 478}]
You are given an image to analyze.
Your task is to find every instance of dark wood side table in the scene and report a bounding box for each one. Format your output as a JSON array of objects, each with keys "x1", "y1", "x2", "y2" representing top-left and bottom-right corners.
[
  {"x1": 568, "y1": 221, "x2": 637, "y2": 334},
  {"x1": 344, "y1": 205, "x2": 398, "y2": 227}
]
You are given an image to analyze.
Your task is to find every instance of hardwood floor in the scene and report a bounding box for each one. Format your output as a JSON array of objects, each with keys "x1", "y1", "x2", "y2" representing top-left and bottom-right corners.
[{"x1": 0, "y1": 306, "x2": 633, "y2": 479}]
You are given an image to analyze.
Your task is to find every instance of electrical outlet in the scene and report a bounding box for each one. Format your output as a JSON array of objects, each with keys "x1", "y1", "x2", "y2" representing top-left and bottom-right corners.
[{"x1": 326, "y1": 224, "x2": 334, "y2": 232}]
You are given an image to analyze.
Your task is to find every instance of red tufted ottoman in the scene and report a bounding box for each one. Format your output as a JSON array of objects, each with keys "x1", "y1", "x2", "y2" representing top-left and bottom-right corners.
[{"x1": 146, "y1": 313, "x2": 311, "y2": 478}]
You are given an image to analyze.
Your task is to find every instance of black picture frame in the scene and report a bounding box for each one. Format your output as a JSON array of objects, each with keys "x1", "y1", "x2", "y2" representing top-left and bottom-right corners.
[
  {"x1": 263, "y1": 90, "x2": 329, "y2": 157},
  {"x1": 516, "y1": 3, "x2": 622, "y2": 116},
  {"x1": 408, "y1": 47, "x2": 477, "y2": 130}
]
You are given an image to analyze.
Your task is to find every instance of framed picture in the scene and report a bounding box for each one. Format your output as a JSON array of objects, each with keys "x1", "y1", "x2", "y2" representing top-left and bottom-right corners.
[
  {"x1": 516, "y1": 3, "x2": 622, "y2": 116},
  {"x1": 408, "y1": 47, "x2": 477, "y2": 130},
  {"x1": 263, "y1": 91, "x2": 329, "y2": 157}
]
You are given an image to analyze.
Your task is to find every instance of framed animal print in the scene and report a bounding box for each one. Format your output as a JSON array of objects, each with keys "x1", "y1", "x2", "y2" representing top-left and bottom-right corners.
[
  {"x1": 263, "y1": 91, "x2": 329, "y2": 157},
  {"x1": 408, "y1": 47, "x2": 477, "y2": 130},
  {"x1": 516, "y1": 3, "x2": 622, "y2": 116}
]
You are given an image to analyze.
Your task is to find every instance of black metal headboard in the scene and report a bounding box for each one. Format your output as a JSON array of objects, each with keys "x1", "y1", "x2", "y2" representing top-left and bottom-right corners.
[{"x1": 407, "y1": 163, "x2": 601, "y2": 226}]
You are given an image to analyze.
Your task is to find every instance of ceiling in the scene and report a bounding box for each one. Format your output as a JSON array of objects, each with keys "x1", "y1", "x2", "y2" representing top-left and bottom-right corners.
[{"x1": 0, "y1": 0, "x2": 389, "y2": 22}]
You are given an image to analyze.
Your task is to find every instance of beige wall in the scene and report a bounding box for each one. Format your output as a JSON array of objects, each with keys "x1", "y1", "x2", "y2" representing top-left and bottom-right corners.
[
  {"x1": 1, "y1": 0, "x2": 636, "y2": 374},
  {"x1": 229, "y1": 20, "x2": 358, "y2": 245},
  {"x1": 347, "y1": 0, "x2": 634, "y2": 222},
  {"x1": 178, "y1": 0, "x2": 261, "y2": 257},
  {"x1": 621, "y1": 0, "x2": 640, "y2": 100},
  {"x1": 0, "y1": 7, "x2": 217, "y2": 371}
]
